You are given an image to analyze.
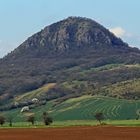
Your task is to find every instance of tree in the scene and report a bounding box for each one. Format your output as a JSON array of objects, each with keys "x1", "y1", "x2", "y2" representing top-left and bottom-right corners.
[
  {"x1": 94, "y1": 112, "x2": 104, "y2": 125},
  {"x1": 7, "y1": 116, "x2": 13, "y2": 127},
  {"x1": 0, "y1": 115, "x2": 5, "y2": 126},
  {"x1": 42, "y1": 112, "x2": 53, "y2": 125},
  {"x1": 136, "y1": 109, "x2": 140, "y2": 120},
  {"x1": 27, "y1": 115, "x2": 35, "y2": 125}
]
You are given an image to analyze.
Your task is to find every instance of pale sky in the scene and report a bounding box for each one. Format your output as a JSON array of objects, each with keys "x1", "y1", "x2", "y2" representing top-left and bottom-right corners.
[{"x1": 0, "y1": 0, "x2": 140, "y2": 58}]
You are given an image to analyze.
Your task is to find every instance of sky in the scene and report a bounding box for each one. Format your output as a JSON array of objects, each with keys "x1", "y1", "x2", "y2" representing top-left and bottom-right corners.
[{"x1": 0, "y1": 0, "x2": 140, "y2": 58}]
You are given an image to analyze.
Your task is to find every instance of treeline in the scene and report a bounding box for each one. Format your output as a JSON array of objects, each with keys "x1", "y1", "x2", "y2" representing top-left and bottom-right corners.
[{"x1": 0, "y1": 112, "x2": 52, "y2": 127}]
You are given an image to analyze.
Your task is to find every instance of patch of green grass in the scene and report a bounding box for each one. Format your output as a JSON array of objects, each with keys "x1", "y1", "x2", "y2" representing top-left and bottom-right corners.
[
  {"x1": 79, "y1": 64, "x2": 124, "y2": 75},
  {"x1": 79, "y1": 64, "x2": 140, "y2": 75},
  {"x1": 1, "y1": 120, "x2": 140, "y2": 128}
]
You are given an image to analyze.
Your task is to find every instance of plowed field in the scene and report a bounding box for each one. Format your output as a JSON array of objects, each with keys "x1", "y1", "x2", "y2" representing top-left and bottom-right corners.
[{"x1": 0, "y1": 126, "x2": 140, "y2": 140}]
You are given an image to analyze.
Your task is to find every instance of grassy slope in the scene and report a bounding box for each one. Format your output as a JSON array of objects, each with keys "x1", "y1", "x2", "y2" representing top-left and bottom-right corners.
[
  {"x1": 2, "y1": 95, "x2": 140, "y2": 122},
  {"x1": 14, "y1": 83, "x2": 56, "y2": 101}
]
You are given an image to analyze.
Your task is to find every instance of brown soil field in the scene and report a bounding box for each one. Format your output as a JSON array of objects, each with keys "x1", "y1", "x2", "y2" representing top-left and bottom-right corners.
[{"x1": 0, "y1": 126, "x2": 140, "y2": 140}]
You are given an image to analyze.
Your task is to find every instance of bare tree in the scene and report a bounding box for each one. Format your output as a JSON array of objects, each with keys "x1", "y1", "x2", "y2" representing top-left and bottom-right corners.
[
  {"x1": 42, "y1": 112, "x2": 53, "y2": 125},
  {"x1": 136, "y1": 109, "x2": 140, "y2": 120},
  {"x1": 7, "y1": 116, "x2": 13, "y2": 127},
  {"x1": 27, "y1": 115, "x2": 35, "y2": 125},
  {"x1": 0, "y1": 116, "x2": 5, "y2": 126},
  {"x1": 94, "y1": 112, "x2": 104, "y2": 125}
]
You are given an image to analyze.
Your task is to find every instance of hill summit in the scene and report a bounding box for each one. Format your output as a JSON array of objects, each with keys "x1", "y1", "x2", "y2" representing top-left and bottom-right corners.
[{"x1": 6, "y1": 16, "x2": 131, "y2": 59}]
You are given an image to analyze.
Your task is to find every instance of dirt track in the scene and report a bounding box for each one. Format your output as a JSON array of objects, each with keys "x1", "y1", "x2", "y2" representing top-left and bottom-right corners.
[{"x1": 0, "y1": 126, "x2": 140, "y2": 140}]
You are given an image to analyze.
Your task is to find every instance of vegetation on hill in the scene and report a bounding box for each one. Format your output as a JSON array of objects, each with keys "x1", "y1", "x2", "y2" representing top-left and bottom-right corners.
[{"x1": 0, "y1": 65, "x2": 140, "y2": 112}]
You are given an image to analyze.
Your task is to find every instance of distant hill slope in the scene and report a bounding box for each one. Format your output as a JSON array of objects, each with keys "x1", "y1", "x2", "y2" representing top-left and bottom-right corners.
[
  {"x1": 0, "y1": 17, "x2": 140, "y2": 105},
  {"x1": 0, "y1": 64, "x2": 140, "y2": 111}
]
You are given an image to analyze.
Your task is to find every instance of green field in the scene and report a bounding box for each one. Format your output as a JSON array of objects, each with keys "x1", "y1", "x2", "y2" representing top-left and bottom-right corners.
[
  {"x1": 2, "y1": 95, "x2": 140, "y2": 123},
  {"x1": 1, "y1": 120, "x2": 140, "y2": 128}
]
